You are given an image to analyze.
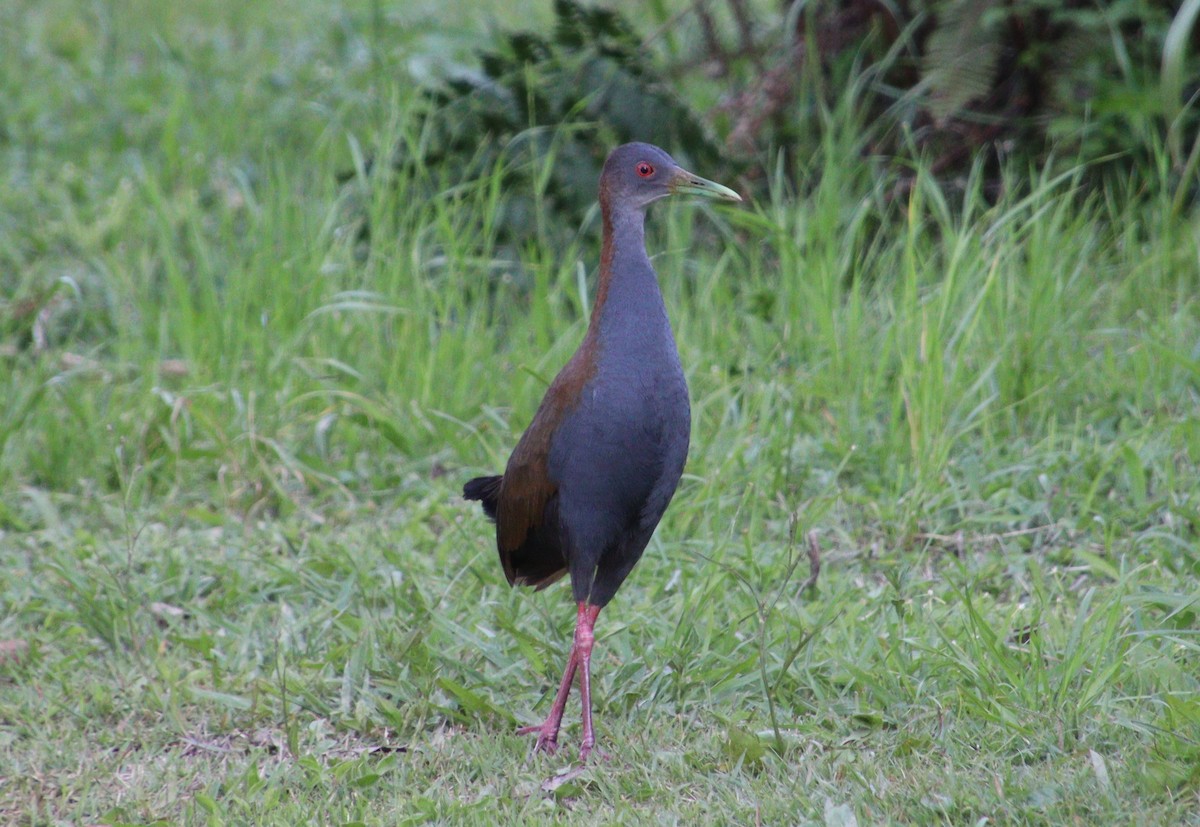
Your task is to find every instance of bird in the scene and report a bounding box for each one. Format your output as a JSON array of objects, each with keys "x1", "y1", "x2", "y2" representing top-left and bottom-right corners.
[{"x1": 464, "y1": 142, "x2": 741, "y2": 760}]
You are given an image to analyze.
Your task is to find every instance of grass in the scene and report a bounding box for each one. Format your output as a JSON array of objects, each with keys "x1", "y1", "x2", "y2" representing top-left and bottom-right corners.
[{"x1": 3, "y1": 0, "x2": 1200, "y2": 824}]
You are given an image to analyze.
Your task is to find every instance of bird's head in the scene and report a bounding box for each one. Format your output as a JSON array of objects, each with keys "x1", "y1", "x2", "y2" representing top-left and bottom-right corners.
[{"x1": 599, "y1": 142, "x2": 741, "y2": 212}]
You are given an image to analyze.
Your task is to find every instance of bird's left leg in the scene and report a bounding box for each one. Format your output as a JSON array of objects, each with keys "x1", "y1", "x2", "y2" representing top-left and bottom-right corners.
[
  {"x1": 575, "y1": 602, "x2": 603, "y2": 761},
  {"x1": 516, "y1": 626, "x2": 580, "y2": 755}
]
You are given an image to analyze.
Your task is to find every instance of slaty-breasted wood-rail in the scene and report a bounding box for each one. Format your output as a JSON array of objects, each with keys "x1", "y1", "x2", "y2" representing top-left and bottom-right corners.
[{"x1": 465, "y1": 142, "x2": 741, "y2": 760}]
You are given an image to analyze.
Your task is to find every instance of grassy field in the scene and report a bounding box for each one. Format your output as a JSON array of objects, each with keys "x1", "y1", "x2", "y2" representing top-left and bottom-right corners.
[{"x1": 3, "y1": 0, "x2": 1200, "y2": 824}]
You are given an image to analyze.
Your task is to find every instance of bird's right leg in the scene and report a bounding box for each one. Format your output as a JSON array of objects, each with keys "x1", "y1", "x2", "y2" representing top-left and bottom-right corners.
[
  {"x1": 516, "y1": 637, "x2": 579, "y2": 755},
  {"x1": 575, "y1": 602, "x2": 602, "y2": 761}
]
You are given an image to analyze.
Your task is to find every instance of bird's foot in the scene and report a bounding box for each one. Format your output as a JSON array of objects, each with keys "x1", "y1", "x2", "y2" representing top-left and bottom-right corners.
[
  {"x1": 516, "y1": 723, "x2": 560, "y2": 756},
  {"x1": 578, "y1": 742, "x2": 611, "y2": 763}
]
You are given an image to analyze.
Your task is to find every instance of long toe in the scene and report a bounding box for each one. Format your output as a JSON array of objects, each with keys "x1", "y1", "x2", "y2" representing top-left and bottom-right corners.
[
  {"x1": 580, "y1": 743, "x2": 612, "y2": 763},
  {"x1": 517, "y1": 722, "x2": 561, "y2": 756}
]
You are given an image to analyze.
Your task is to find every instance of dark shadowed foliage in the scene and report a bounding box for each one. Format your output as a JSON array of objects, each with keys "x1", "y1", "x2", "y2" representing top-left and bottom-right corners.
[
  {"x1": 352, "y1": 0, "x2": 726, "y2": 252},
  {"x1": 382, "y1": 0, "x2": 1199, "y2": 210}
]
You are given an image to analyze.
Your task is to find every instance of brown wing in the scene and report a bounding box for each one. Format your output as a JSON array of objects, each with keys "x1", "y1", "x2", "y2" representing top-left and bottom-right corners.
[
  {"x1": 494, "y1": 344, "x2": 598, "y2": 589},
  {"x1": 496, "y1": 420, "x2": 564, "y2": 588}
]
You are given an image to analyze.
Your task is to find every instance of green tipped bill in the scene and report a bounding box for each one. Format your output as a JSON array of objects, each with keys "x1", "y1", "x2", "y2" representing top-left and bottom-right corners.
[{"x1": 669, "y1": 168, "x2": 742, "y2": 202}]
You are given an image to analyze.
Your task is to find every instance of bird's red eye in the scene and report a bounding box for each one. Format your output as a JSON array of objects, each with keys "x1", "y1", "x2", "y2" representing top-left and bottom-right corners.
[{"x1": 636, "y1": 162, "x2": 654, "y2": 178}]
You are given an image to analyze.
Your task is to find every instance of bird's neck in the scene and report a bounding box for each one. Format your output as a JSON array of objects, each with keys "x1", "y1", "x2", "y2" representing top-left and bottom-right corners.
[{"x1": 590, "y1": 204, "x2": 666, "y2": 340}]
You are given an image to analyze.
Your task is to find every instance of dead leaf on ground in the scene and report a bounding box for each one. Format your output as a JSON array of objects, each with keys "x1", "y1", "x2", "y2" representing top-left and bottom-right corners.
[
  {"x1": 150, "y1": 602, "x2": 188, "y2": 621},
  {"x1": 0, "y1": 639, "x2": 29, "y2": 663},
  {"x1": 541, "y1": 765, "x2": 589, "y2": 796}
]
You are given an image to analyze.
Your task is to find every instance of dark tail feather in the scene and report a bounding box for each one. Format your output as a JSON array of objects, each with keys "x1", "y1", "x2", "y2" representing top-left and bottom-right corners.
[{"x1": 463, "y1": 475, "x2": 503, "y2": 521}]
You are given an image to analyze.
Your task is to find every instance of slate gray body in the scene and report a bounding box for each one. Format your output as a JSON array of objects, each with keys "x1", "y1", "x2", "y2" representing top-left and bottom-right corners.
[
  {"x1": 464, "y1": 144, "x2": 709, "y2": 608},
  {"x1": 549, "y1": 196, "x2": 691, "y2": 606},
  {"x1": 463, "y1": 142, "x2": 739, "y2": 759}
]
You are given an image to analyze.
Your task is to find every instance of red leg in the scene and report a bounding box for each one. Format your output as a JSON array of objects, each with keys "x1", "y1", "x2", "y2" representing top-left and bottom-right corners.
[
  {"x1": 516, "y1": 637, "x2": 579, "y2": 755},
  {"x1": 517, "y1": 602, "x2": 604, "y2": 760},
  {"x1": 575, "y1": 603, "x2": 602, "y2": 761}
]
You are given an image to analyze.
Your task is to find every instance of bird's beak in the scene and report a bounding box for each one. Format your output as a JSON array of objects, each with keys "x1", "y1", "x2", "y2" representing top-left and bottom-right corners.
[{"x1": 669, "y1": 168, "x2": 742, "y2": 202}]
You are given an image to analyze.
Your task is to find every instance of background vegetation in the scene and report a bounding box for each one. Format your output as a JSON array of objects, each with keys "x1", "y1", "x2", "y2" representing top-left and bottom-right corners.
[{"x1": 1, "y1": 0, "x2": 1199, "y2": 823}]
